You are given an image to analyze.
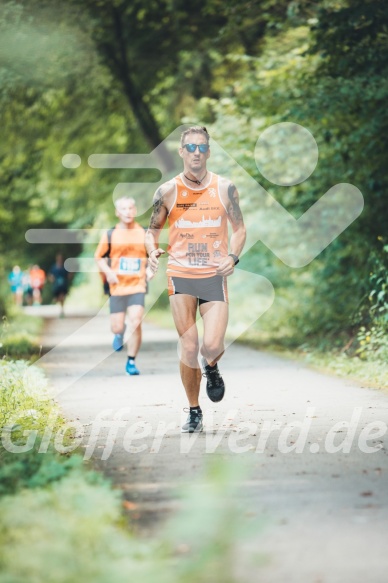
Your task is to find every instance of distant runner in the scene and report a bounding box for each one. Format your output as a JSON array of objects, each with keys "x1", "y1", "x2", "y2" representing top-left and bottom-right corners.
[
  {"x1": 49, "y1": 254, "x2": 70, "y2": 317},
  {"x1": 29, "y1": 264, "x2": 46, "y2": 305},
  {"x1": 95, "y1": 196, "x2": 150, "y2": 376},
  {"x1": 146, "y1": 126, "x2": 246, "y2": 432},
  {"x1": 8, "y1": 265, "x2": 23, "y2": 306}
]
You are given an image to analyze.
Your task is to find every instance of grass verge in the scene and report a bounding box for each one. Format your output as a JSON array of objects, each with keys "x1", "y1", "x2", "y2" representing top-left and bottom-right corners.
[
  {"x1": 0, "y1": 311, "x2": 43, "y2": 360},
  {"x1": 241, "y1": 330, "x2": 388, "y2": 390}
]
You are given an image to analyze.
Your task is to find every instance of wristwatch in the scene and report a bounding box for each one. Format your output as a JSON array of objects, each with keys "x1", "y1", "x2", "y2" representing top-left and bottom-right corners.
[{"x1": 228, "y1": 253, "x2": 239, "y2": 266}]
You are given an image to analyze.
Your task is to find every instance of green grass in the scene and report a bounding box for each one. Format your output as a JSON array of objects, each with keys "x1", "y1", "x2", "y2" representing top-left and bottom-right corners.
[
  {"x1": 240, "y1": 330, "x2": 388, "y2": 390},
  {"x1": 0, "y1": 312, "x2": 43, "y2": 359},
  {"x1": 294, "y1": 349, "x2": 388, "y2": 390}
]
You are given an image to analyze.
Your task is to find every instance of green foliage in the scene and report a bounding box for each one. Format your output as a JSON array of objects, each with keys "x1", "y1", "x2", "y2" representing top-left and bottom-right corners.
[
  {"x1": 0, "y1": 445, "x2": 84, "y2": 497},
  {"x1": 0, "y1": 455, "x2": 253, "y2": 583},
  {"x1": 356, "y1": 325, "x2": 388, "y2": 362},
  {"x1": 367, "y1": 242, "x2": 388, "y2": 323},
  {"x1": 1, "y1": 0, "x2": 387, "y2": 362},
  {"x1": 355, "y1": 240, "x2": 388, "y2": 361},
  {"x1": 0, "y1": 359, "x2": 62, "y2": 437},
  {"x1": 0, "y1": 473, "x2": 136, "y2": 583},
  {"x1": 194, "y1": 3, "x2": 388, "y2": 352}
]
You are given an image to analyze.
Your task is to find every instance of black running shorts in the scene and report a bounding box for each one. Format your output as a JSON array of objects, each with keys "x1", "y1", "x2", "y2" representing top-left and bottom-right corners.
[{"x1": 168, "y1": 275, "x2": 228, "y2": 304}]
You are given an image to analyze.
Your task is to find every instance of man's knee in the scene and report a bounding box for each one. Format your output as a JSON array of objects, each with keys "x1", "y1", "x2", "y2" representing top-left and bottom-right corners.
[
  {"x1": 111, "y1": 325, "x2": 125, "y2": 335},
  {"x1": 202, "y1": 339, "x2": 224, "y2": 361},
  {"x1": 111, "y1": 317, "x2": 125, "y2": 334},
  {"x1": 128, "y1": 316, "x2": 142, "y2": 330},
  {"x1": 180, "y1": 336, "x2": 199, "y2": 362}
]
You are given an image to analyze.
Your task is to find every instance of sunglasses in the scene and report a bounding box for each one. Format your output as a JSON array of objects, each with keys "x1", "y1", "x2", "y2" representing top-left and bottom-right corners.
[{"x1": 182, "y1": 143, "x2": 209, "y2": 153}]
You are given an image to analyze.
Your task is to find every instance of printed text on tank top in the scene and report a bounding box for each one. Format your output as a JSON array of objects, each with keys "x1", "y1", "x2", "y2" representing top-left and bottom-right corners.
[{"x1": 167, "y1": 172, "x2": 229, "y2": 278}]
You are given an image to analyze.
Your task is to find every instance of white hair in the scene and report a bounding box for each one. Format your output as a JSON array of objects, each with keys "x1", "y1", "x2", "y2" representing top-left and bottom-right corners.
[{"x1": 114, "y1": 196, "x2": 136, "y2": 208}]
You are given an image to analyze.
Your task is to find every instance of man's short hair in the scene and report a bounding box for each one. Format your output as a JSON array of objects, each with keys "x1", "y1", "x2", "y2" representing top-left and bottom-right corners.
[
  {"x1": 180, "y1": 126, "x2": 210, "y2": 146},
  {"x1": 114, "y1": 196, "x2": 136, "y2": 208}
]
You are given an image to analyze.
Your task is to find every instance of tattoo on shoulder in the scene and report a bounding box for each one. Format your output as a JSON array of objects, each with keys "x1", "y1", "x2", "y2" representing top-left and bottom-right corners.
[
  {"x1": 153, "y1": 187, "x2": 164, "y2": 212},
  {"x1": 227, "y1": 183, "x2": 243, "y2": 223}
]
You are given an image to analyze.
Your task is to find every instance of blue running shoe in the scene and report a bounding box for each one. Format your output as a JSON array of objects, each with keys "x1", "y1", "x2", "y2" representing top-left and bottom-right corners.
[
  {"x1": 112, "y1": 333, "x2": 124, "y2": 352},
  {"x1": 126, "y1": 358, "x2": 140, "y2": 376}
]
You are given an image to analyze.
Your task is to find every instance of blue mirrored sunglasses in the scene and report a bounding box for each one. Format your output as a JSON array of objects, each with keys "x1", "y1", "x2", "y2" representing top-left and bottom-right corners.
[{"x1": 183, "y1": 143, "x2": 209, "y2": 153}]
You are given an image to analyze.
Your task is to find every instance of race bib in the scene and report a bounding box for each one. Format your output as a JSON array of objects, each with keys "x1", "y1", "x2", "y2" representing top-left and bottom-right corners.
[{"x1": 118, "y1": 257, "x2": 141, "y2": 275}]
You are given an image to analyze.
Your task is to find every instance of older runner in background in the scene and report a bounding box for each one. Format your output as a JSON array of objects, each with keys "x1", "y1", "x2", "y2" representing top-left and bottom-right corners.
[{"x1": 95, "y1": 196, "x2": 150, "y2": 376}]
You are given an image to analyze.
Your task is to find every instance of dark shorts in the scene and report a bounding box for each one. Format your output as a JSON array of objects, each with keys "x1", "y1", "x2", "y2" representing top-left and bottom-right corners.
[
  {"x1": 168, "y1": 275, "x2": 228, "y2": 304},
  {"x1": 53, "y1": 286, "x2": 68, "y2": 298},
  {"x1": 109, "y1": 293, "x2": 145, "y2": 313}
]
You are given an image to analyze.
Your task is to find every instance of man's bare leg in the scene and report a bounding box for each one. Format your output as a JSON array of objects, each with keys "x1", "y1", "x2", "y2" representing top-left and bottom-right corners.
[
  {"x1": 169, "y1": 294, "x2": 201, "y2": 407},
  {"x1": 199, "y1": 300, "x2": 229, "y2": 366},
  {"x1": 198, "y1": 300, "x2": 229, "y2": 403},
  {"x1": 126, "y1": 304, "x2": 144, "y2": 357},
  {"x1": 110, "y1": 311, "x2": 126, "y2": 335}
]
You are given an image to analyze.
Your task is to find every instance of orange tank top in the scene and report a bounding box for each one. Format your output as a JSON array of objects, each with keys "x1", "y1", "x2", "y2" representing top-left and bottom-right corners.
[{"x1": 167, "y1": 172, "x2": 228, "y2": 278}]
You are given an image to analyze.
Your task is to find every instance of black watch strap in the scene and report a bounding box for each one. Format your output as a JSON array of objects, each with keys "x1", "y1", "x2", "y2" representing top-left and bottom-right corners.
[{"x1": 228, "y1": 253, "x2": 239, "y2": 266}]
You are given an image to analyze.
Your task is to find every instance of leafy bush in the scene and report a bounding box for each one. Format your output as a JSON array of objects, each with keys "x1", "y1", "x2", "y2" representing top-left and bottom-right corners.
[
  {"x1": 0, "y1": 359, "x2": 64, "y2": 441},
  {"x1": 356, "y1": 325, "x2": 388, "y2": 362},
  {"x1": 0, "y1": 472, "x2": 145, "y2": 583},
  {"x1": 0, "y1": 458, "x2": 252, "y2": 583},
  {"x1": 0, "y1": 359, "x2": 79, "y2": 497},
  {"x1": 0, "y1": 445, "x2": 84, "y2": 497},
  {"x1": 354, "y1": 240, "x2": 388, "y2": 361}
]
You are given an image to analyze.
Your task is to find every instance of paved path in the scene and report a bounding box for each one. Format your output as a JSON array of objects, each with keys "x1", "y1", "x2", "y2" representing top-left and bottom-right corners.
[{"x1": 34, "y1": 305, "x2": 388, "y2": 583}]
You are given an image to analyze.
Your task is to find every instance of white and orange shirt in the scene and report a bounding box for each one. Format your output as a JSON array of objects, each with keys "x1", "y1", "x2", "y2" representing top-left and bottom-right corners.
[
  {"x1": 167, "y1": 173, "x2": 228, "y2": 278},
  {"x1": 95, "y1": 222, "x2": 147, "y2": 296}
]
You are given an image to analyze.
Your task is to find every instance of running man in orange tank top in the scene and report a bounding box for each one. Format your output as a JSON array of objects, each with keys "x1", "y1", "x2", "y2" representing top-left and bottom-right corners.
[
  {"x1": 146, "y1": 126, "x2": 246, "y2": 433},
  {"x1": 95, "y1": 196, "x2": 150, "y2": 376}
]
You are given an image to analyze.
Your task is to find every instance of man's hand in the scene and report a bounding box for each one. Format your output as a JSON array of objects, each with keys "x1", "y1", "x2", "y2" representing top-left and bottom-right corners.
[
  {"x1": 216, "y1": 256, "x2": 235, "y2": 276},
  {"x1": 148, "y1": 248, "x2": 166, "y2": 274},
  {"x1": 106, "y1": 271, "x2": 119, "y2": 285}
]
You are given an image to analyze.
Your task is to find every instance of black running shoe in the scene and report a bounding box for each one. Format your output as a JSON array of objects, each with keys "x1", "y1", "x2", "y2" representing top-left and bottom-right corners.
[
  {"x1": 181, "y1": 408, "x2": 203, "y2": 433},
  {"x1": 201, "y1": 357, "x2": 225, "y2": 402}
]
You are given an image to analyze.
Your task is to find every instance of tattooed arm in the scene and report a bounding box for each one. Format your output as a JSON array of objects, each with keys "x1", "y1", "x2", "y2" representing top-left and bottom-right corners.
[
  {"x1": 145, "y1": 182, "x2": 173, "y2": 271},
  {"x1": 226, "y1": 181, "x2": 246, "y2": 256},
  {"x1": 216, "y1": 179, "x2": 246, "y2": 276}
]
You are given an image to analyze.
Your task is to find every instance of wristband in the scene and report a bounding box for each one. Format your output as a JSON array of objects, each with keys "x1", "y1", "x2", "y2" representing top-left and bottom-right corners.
[{"x1": 228, "y1": 253, "x2": 239, "y2": 266}]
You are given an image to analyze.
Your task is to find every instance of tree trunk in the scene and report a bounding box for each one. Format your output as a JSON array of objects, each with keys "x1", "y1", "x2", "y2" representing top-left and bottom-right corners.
[{"x1": 111, "y1": 7, "x2": 175, "y2": 173}]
